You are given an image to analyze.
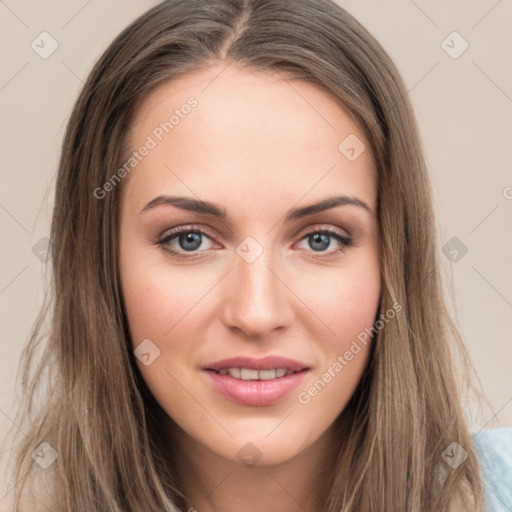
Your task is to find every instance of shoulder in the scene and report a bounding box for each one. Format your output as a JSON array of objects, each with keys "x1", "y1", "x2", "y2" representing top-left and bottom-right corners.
[{"x1": 472, "y1": 427, "x2": 512, "y2": 511}]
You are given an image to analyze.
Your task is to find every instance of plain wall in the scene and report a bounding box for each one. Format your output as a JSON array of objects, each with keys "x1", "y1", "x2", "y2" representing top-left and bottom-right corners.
[{"x1": 1, "y1": 0, "x2": 511, "y2": 504}]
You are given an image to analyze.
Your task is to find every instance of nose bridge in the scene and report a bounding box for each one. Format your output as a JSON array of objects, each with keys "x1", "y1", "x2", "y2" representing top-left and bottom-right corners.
[{"x1": 222, "y1": 237, "x2": 292, "y2": 337}]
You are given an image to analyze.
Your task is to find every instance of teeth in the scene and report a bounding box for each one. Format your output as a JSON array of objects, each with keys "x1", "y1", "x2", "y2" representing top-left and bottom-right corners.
[
  {"x1": 216, "y1": 368, "x2": 297, "y2": 380},
  {"x1": 240, "y1": 368, "x2": 259, "y2": 380},
  {"x1": 228, "y1": 368, "x2": 241, "y2": 379},
  {"x1": 258, "y1": 369, "x2": 277, "y2": 380}
]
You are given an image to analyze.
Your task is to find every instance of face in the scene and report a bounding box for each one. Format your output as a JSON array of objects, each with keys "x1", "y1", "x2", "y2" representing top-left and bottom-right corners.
[{"x1": 119, "y1": 64, "x2": 380, "y2": 466}]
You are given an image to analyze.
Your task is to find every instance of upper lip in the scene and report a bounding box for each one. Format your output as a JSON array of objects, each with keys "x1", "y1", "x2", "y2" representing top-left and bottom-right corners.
[{"x1": 204, "y1": 356, "x2": 310, "y2": 372}]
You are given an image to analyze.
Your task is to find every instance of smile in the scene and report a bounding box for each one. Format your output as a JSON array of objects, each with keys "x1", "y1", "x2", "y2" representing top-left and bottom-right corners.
[{"x1": 203, "y1": 368, "x2": 309, "y2": 407}]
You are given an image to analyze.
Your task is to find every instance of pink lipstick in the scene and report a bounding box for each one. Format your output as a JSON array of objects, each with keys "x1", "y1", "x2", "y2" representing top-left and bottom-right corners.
[{"x1": 203, "y1": 356, "x2": 310, "y2": 407}]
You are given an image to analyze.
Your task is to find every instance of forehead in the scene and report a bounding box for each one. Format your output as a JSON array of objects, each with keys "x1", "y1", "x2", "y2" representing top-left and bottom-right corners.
[{"x1": 122, "y1": 64, "x2": 376, "y2": 213}]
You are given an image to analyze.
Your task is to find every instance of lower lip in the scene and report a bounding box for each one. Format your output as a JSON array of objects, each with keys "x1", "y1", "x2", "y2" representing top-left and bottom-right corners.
[{"x1": 203, "y1": 370, "x2": 309, "y2": 407}]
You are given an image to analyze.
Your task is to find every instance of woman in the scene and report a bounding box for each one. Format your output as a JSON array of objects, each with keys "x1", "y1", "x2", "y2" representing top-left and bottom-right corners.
[{"x1": 6, "y1": 0, "x2": 511, "y2": 510}]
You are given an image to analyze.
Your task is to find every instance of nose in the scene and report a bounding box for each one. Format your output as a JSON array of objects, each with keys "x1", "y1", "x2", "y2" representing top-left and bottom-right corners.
[{"x1": 220, "y1": 244, "x2": 294, "y2": 340}]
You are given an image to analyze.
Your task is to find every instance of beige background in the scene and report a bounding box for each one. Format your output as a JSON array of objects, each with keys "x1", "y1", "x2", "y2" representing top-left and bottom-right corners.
[{"x1": 1, "y1": 0, "x2": 511, "y2": 504}]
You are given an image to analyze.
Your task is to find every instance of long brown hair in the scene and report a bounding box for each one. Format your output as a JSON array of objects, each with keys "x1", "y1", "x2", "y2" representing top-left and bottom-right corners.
[{"x1": 7, "y1": 0, "x2": 486, "y2": 510}]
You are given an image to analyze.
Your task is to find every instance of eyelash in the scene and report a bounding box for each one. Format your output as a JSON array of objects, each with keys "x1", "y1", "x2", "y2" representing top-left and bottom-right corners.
[{"x1": 155, "y1": 224, "x2": 355, "y2": 260}]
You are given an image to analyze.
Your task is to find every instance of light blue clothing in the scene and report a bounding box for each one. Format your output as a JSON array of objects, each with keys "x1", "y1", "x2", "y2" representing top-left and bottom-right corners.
[{"x1": 473, "y1": 427, "x2": 512, "y2": 511}]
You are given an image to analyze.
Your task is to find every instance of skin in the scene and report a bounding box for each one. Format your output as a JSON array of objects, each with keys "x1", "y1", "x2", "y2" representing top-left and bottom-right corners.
[{"x1": 119, "y1": 64, "x2": 380, "y2": 512}]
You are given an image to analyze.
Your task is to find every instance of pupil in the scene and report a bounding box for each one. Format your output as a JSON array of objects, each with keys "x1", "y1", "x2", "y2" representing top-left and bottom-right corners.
[
  {"x1": 310, "y1": 233, "x2": 329, "y2": 251},
  {"x1": 179, "y1": 232, "x2": 202, "y2": 251}
]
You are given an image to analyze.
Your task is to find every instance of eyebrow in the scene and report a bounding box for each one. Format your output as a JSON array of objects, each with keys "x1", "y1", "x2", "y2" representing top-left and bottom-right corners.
[{"x1": 140, "y1": 194, "x2": 373, "y2": 221}]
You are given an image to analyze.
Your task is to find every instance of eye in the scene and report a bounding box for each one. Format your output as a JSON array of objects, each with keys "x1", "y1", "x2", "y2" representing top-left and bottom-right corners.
[
  {"x1": 156, "y1": 225, "x2": 216, "y2": 259},
  {"x1": 294, "y1": 227, "x2": 354, "y2": 256},
  {"x1": 156, "y1": 224, "x2": 354, "y2": 260}
]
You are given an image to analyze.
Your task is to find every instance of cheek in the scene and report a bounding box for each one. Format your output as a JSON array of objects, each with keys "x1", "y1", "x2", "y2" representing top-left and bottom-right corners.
[
  {"x1": 292, "y1": 253, "x2": 380, "y2": 405},
  {"x1": 120, "y1": 259, "x2": 214, "y2": 414},
  {"x1": 332, "y1": 268, "x2": 381, "y2": 342},
  {"x1": 120, "y1": 248, "x2": 228, "y2": 404},
  {"x1": 121, "y1": 248, "x2": 215, "y2": 344},
  {"x1": 294, "y1": 252, "x2": 381, "y2": 346}
]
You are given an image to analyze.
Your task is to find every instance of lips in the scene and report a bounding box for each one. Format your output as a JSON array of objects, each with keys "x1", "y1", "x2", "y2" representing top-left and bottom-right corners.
[{"x1": 202, "y1": 355, "x2": 310, "y2": 406}]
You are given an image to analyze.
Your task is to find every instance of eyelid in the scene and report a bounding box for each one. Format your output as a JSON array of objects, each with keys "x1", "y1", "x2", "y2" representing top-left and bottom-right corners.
[
  {"x1": 157, "y1": 223, "x2": 216, "y2": 241},
  {"x1": 294, "y1": 223, "x2": 351, "y2": 240},
  {"x1": 158, "y1": 222, "x2": 351, "y2": 242}
]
